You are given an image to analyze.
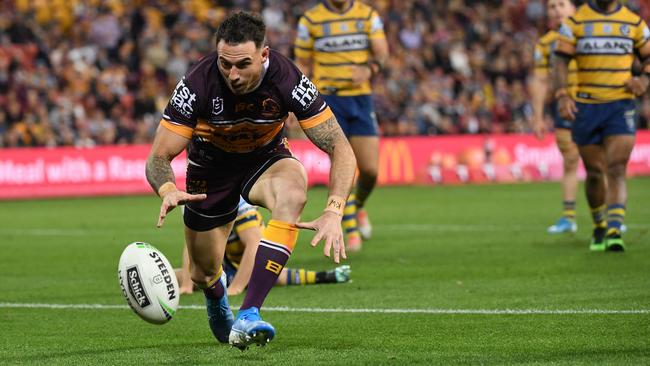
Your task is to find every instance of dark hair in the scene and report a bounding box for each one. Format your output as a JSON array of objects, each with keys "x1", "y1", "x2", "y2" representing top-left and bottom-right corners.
[{"x1": 215, "y1": 11, "x2": 266, "y2": 49}]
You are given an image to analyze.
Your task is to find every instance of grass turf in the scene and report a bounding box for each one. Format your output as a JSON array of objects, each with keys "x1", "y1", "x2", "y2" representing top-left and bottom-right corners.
[{"x1": 1, "y1": 178, "x2": 649, "y2": 365}]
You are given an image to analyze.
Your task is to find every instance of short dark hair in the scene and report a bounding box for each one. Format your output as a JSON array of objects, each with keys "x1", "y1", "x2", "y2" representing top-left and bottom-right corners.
[{"x1": 215, "y1": 11, "x2": 266, "y2": 49}]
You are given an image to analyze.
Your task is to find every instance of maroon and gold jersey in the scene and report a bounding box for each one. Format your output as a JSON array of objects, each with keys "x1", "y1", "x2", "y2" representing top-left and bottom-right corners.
[{"x1": 161, "y1": 49, "x2": 333, "y2": 153}]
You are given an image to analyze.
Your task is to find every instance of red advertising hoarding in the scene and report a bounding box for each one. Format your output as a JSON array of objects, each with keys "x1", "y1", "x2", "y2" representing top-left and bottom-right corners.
[{"x1": 2, "y1": 132, "x2": 650, "y2": 199}]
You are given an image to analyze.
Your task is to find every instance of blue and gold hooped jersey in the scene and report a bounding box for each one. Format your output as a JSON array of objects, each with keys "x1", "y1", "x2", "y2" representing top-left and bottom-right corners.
[
  {"x1": 224, "y1": 198, "x2": 263, "y2": 268},
  {"x1": 556, "y1": 2, "x2": 650, "y2": 103},
  {"x1": 295, "y1": 0, "x2": 385, "y2": 96},
  {"x1": 534, "y1": 30, "x2": 579, "y2": 98}
]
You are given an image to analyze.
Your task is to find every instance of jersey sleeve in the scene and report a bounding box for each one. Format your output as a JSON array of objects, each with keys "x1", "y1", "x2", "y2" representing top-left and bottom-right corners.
[
  {"x1": 368, "y1": 9, "x2": 386, "y2": 40},
  {"x1": 635, "y1": 20, "x2": 650, "y2": 70},
  {"x1": 161, "y1": 75, "x2": 203, "y2": 138},
  {"x1": 556, "y1": 19, "x2": 577, "y2": 57},
  {"x1": 277, "y1": 57, "x2": 333, "y2": 129},
  {"x1": 294, "y1": 16, "x2": 314, "y2": 60}
]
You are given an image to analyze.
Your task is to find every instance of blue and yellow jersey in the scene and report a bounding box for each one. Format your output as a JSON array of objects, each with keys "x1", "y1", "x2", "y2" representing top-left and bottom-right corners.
[
  {"x1": 294, "y1": 0, "x2": 385, "y2": 96},
  {"x1": 224, "y1": 199, "x2": 263, "y2": 268},
  {"x1": 556, "y1": 2, "x2": 650, "y2": 103},
  {"x1": 534, "y1": 30, "x2": 579, "y2": 98}
]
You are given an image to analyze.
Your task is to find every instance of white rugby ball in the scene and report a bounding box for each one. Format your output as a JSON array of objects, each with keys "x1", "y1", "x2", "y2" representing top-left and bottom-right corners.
[{"x1": 118, "y1": 242, "x2": 179, "y2": 324}]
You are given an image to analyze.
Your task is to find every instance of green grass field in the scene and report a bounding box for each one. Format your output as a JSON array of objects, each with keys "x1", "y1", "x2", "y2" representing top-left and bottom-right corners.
[{"x1": 1, "y1": 179, "x2": 649, "y2": 365}]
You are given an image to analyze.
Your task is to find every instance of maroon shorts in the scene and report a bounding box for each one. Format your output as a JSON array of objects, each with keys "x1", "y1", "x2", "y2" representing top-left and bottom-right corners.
[{"x1": 183, "y1": 136, "x2": 295, "y2": 231}]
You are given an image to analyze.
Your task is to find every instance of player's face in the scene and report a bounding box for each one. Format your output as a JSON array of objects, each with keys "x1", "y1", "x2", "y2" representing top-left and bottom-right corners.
[
  {"x1": 217, "y1": 40, "x2": 269, "y2": 95},
  {"x1": 547, "y1": 0, "x2": 575, "y2": 27}
]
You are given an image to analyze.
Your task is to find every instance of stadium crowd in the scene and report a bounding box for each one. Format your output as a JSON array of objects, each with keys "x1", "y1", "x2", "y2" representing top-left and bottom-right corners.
[{"x1": 1, "y1": 0, "x2": 649, "y2": 148}]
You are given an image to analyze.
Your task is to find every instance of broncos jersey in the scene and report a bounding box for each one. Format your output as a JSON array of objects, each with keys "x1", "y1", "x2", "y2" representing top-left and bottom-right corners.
[
  {"x1": 534, "y1": 30, "x2": 579, "y2": 98},
  {"x1": 294, "y1": 0, "x2": 385, "y2": 96},
  {"x1": 161, "y1": 49, "x2": 333, "y2": 153},
  {"x1": 556, "y1": 2, "x2": 650, "y2": 103},
  {"x1": 224, "y1": 198, "x2": 263, "y2": 268}
]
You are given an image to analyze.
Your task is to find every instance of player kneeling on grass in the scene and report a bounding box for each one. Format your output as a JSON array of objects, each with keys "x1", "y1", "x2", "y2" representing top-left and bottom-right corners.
[{"x1": 175, "y1": 197, "x2": 351, "y2": 295}]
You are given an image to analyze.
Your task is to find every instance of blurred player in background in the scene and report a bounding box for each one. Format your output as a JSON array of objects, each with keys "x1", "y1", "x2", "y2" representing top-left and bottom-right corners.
[
  {"x1": 175, "y1": 197, "x2": 352, "y2": 295},
  {"x1": 554, "y1": 0, "x2": 650, "y2": 251},
  {"x1": 294, "y1": 0, "x2": 389, "y2": 251},
  {"x1": 530, "y1": 0, "x2": 580, "y2": 234},
  {"x1": 146, "y1": 12, "x2": 356, "y2": 349}
]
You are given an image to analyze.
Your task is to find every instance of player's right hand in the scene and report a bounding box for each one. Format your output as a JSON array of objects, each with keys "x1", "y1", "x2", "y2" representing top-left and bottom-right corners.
[
  {"x1": 532, "y1": 118, "x2": 547, "y2": 140},
  {"x1": 157, "y1": 190, "x2": 206, "y2": 227},
  {"x1": 350, "y1": 65, "x2": 372, "y2": 86},
  {"x1": 558, "y1": 96, "x2": 577, "y2": 121},
  {"x1": 296, "y1": 211, "x2": 347, "y2": 264},
  {"x1": 624, "y1": 76, "x2": 650, "y2": 96}
]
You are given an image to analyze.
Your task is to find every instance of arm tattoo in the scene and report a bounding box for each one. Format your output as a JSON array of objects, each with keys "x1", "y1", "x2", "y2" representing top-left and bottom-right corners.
[
  {"x1": 303, "y1": 116, "x2": 345, "y2": 155},
  {"x1": 146, "y1": 155, "x2": 175, "y2": 194}
]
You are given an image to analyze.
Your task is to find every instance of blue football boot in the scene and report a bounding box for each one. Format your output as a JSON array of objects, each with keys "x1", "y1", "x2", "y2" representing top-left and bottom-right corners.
[
  {"x1": 547, "y1": 217, "x2": 577, "y2": 234},
  {"x1": 229, "y1": 307, "x2": 275, "y2": 350},
  {"x1": 205, "y1": 271, "x2": 234, "y2": 343}
]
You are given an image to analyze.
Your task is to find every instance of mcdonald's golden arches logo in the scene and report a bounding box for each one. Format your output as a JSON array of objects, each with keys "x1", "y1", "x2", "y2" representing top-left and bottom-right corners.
[{"x1": 378, "y1": 140, "x2": 415, "y2": 184}]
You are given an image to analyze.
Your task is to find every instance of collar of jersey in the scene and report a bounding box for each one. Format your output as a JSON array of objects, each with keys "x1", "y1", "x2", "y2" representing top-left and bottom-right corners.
[
  {"x1": 323, "y1": 0, "x2": 354, "y2": 15},
  {"x1": 587, "y1": 0, "x2": 622, "y2": 15}
]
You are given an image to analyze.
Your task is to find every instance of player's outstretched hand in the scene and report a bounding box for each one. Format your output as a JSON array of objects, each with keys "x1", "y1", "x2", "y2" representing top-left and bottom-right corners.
[
  {"x1": 625, "y1": 76, "x2": 650, "y2": 96},
  {"x1": 296, "y1": 211, "x2": 347, "y2": 263},
  {"x1": 558, "y1": 95, "x2": 577, "y2": 121},
  {"x1": 532, "y1": 117, "x2": 547, "y2": 140},
  {"x1": 157, "y1": 191, "x2": 206, "y2": 228}
]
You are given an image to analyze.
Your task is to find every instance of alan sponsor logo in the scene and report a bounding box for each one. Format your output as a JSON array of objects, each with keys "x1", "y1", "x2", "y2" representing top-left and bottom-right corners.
[
  {"x1": 576, "y1": 38, "x2": 633, "y2": 54},
  {"x1": 314, "y1": 34, "x2": 369, "y2": 52},
  {"x1": 127, "y1": 266, "x2": 151, "y2": 308},
  {"x1": 291, "y1": 75, "x2": 318, "y2": 110},
  {"x1": 149, "y1": 252, "x2": 177, "y2": 301},
  {"x1": 170, "y1": 78, "x2": 197, "y2": 118}
]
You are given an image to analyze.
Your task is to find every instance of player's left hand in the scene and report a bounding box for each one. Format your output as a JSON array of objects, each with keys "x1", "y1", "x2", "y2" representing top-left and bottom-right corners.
[
  {"x1": 157, "y1": 190, "x2": 207, "y2": 228},
  {"x1": 350, "y1": 65, "x2": 372, "y2": 86},
  {"x1": 296, "y1": 211, "x2": 347, "y2": 263},
  {"x1": 625, "y1": 75, "x2": 650, "y2": 96}
]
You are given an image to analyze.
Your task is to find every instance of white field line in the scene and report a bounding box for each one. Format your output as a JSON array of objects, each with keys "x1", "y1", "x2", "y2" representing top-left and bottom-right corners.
[
  {"x1": 0, "y1": 302, "x2": 648, "y2": 315},
  {"x1": 0, "y1": 223, "x2": 648, "y2": 236}
]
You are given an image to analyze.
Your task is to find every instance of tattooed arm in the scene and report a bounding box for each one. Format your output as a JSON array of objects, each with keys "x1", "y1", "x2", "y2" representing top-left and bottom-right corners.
[
  {"x1": 146, "y1": 123, "x2": 205, "y2": 227},
  {"x1": 302, "y1": 115, "x2": 356, "y2": 203},
  {"x1": 297, "y1": 114, "x2": 356, "y2": 263}
]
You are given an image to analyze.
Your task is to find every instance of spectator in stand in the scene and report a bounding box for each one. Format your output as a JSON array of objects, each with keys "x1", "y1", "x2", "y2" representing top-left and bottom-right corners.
[{"x1": 1, "y1": 0, "x2": 648, "y2": 148}]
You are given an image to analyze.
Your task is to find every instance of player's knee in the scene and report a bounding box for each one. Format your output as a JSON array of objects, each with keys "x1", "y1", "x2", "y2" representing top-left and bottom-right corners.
[
  {"x1": 606, "y1": 161, "x2": 627, "y2": 178},
  {"x1": 563, "y1": 153, "x2": 580, "y2": 170},
  {"x1": 358, "y1": 167, "x2": 378, "y2": 184},
  {"x1": 584, "y1": 165, "x2": 604, "y2": 181},
  {"x1": 190, "y1": 266, "x2": 219, "y2": 288}
]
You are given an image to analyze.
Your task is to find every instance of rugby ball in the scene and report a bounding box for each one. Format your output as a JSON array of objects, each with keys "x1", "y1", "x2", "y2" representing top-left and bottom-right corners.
[{"x1": 118, "y1": 242, "x2": 179, "y2": 324}]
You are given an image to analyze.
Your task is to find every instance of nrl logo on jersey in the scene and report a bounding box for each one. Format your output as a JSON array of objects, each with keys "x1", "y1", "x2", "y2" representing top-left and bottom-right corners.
[
  {"x1": 212, "y1": 97, "x2": 224, "y2": 116},
  {"x1": 170, "y1": 78, "x2": 197, "y2": 118}
]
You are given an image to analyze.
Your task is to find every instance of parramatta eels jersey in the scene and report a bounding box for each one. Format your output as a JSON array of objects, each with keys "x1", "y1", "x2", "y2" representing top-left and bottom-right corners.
[
  {"x1": 294, "y1": 0, "x2": 385, "y2": 96},
  {"x1": 534, "y1": 30, "x2": 579, "y2": 98},
  {"x1": 161, "y1": 49, "x2": 333, "y2": 153},
  {"x1": 556, "y1": 2, "x2": 650, "y2": 103},
  {"x1": 224, "y1": 198, "x2": 263, "y2": 269}
]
